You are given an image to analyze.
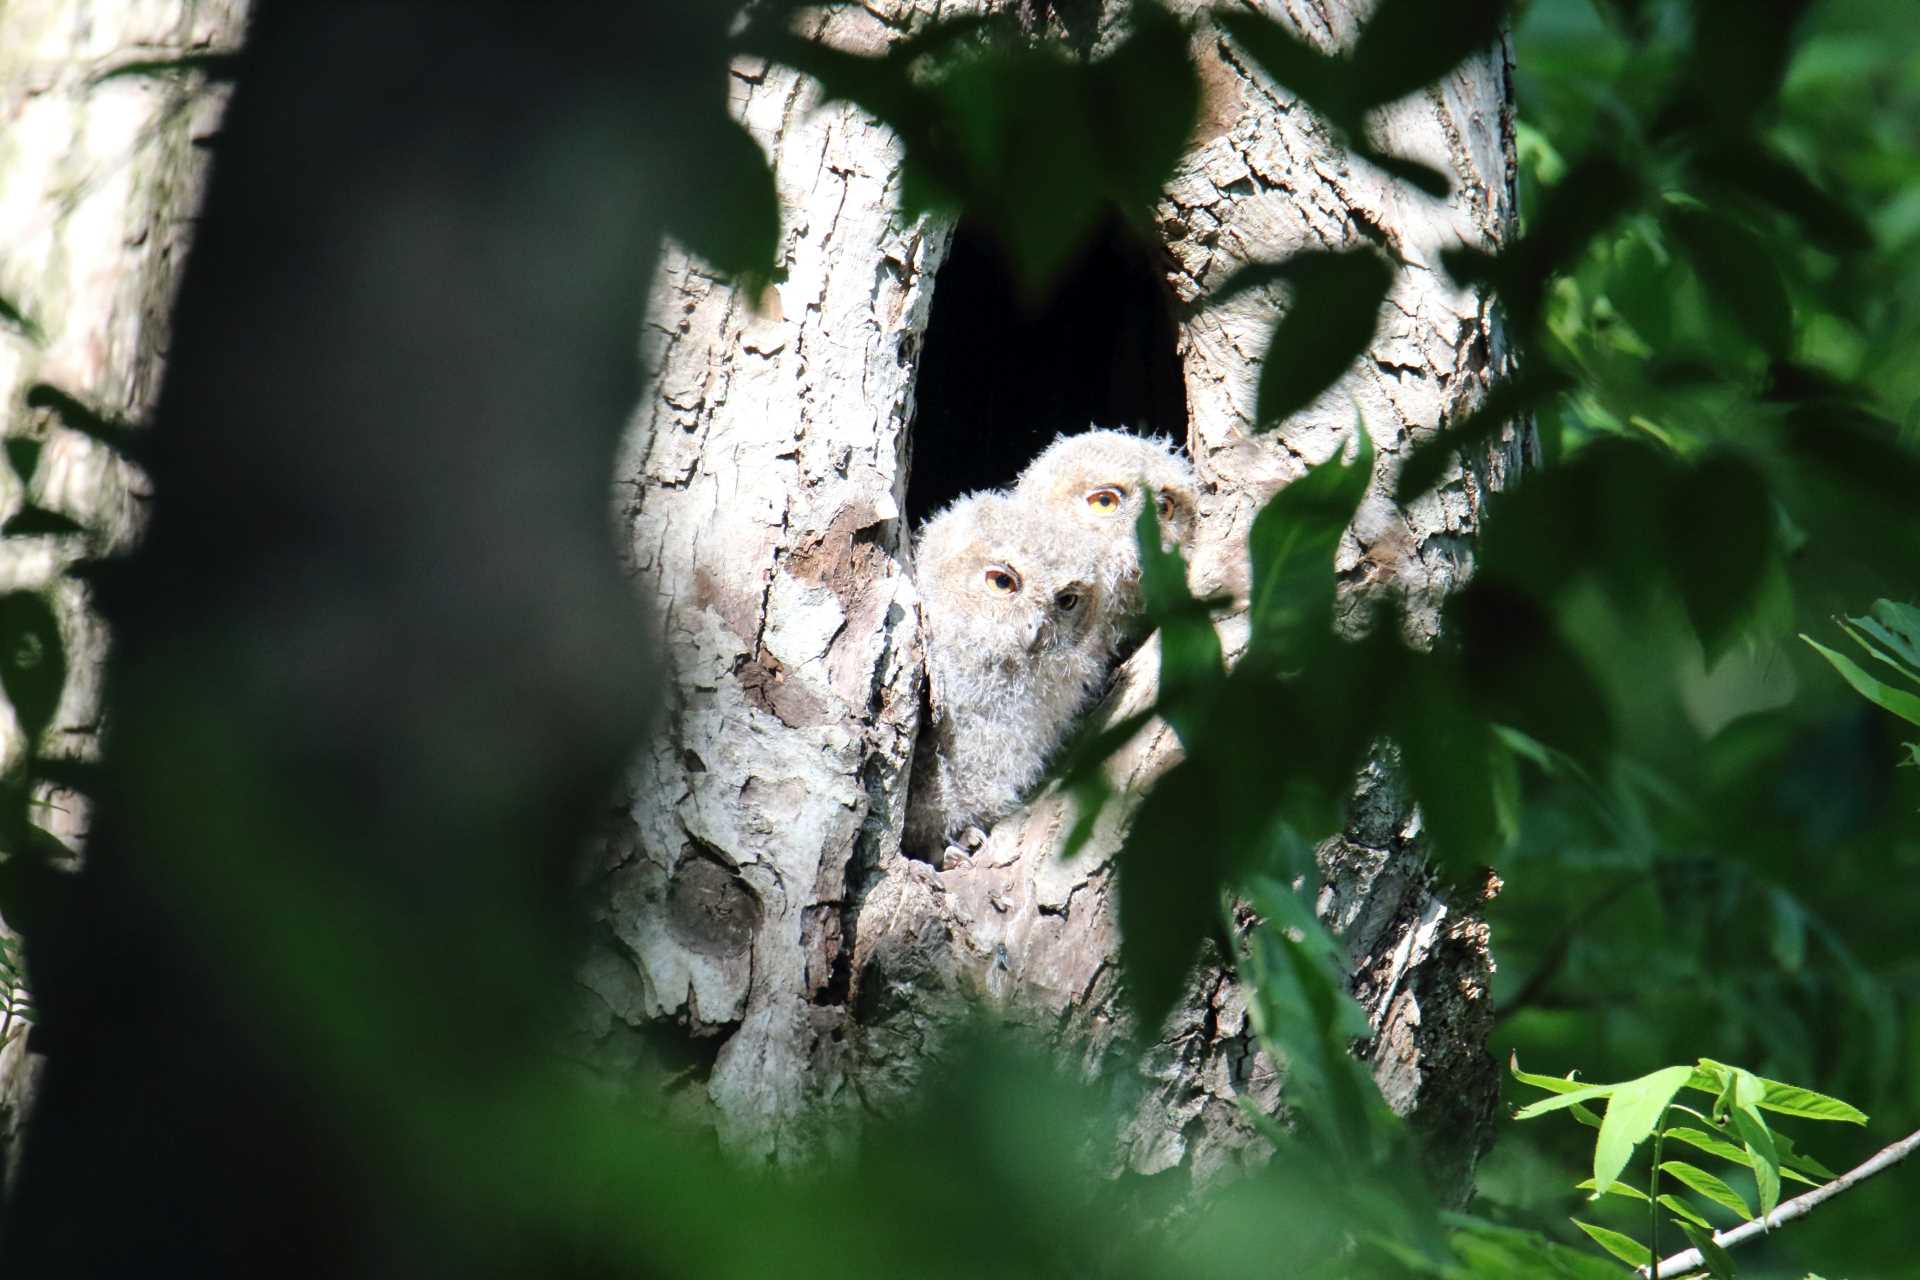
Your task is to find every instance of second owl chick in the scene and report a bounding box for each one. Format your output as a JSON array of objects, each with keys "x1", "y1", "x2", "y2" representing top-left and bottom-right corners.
[
  {"x1": 1014, "y1": 429, "x2": 1197, "y2": 647},
  {"x1": 906, "y1": 491, "x2": 1110, "y2": 860}
]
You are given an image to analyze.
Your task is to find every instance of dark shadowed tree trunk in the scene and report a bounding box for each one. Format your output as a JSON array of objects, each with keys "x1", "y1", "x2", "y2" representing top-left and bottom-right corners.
[{"x1": 582, "y1": 0, "x2": 1525, "y2": 1197}]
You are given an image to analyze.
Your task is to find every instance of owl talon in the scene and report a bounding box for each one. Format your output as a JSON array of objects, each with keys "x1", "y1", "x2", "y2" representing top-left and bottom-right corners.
[
  {"x1": 959, "y1": 825, "x2": 987, "y2": 851},
  {"x1": 940, "y1": 845, "x2": 972, "y2": 871}
]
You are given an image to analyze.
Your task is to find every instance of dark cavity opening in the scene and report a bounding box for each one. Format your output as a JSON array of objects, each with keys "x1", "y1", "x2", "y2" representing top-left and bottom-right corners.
[{"x1": 905, "y1": 211, "x2": 1188, "y2": 524}]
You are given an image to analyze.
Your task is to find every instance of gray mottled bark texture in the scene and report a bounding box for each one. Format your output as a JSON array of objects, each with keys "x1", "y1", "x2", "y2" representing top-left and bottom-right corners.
[
  {"x1": 0, "y1": 0, "x2": 251, "y2": 1184},
  {"x1": 586, "y1": 0, "x2": 1526, "y2": 1203}
]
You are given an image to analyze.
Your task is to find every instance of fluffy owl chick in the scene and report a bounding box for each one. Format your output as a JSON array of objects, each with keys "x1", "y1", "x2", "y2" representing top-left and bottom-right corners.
[
  {"x1": 1013, "y1": 429, "x2": 1197, "y2": 645},
  {"x1": 905, "y1": 491, "x2": 1110, "y2": 859}
]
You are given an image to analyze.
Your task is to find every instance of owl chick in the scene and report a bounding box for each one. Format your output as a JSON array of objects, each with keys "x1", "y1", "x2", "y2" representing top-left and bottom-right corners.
[
  {"x1": 905, "y1": 491, "x2": 1110, "y2": 860},
  {"x1": 1013, "y1": 429, "x2": 1197, "y2": 647}
]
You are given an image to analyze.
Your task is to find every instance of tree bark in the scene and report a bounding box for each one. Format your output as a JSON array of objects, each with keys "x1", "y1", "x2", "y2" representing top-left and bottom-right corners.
[
  {"x1": 0, "y1": 0, "x2": 250, "y2": 1184},
  {"x1": 586, "y1": 0, "x2": 1525, "y2": 1197}
]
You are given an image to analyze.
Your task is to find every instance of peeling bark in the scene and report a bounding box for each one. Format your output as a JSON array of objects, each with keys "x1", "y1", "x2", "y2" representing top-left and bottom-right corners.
[{"x1": 590, "y1": 0, "x2": 1524, "y2": 1201}]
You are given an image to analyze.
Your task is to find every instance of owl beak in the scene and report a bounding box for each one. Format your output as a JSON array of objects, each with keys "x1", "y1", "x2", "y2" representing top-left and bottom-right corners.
[{"x1": 1026, "y1": 614, "x2": 1049, "y2": 652}]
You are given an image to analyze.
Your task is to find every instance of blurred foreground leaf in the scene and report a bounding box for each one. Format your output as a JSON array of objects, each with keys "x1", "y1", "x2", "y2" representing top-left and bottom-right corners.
[{"x1": 1211, "y1": 250, "x2": 1395, "y2": 429}]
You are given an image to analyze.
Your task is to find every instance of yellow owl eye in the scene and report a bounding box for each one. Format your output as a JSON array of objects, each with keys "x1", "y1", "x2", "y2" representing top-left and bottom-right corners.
[
  {"x1": 984, "y1": 564, "x2": 1021, "y2": 594},
  {"x1": 1086, "y1": 486, "x2": 1126, "y2": 514}
]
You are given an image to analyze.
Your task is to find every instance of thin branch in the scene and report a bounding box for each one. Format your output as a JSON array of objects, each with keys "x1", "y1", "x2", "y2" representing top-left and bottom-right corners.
[{"x1": 1638, "y1": 1126, "x2": 1920, "y2": 1279}]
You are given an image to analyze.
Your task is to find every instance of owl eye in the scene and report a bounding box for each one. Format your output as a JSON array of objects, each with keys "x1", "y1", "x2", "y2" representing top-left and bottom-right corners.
[
  {"x1": 1086, "y1": 485, "x2": 1126, "y2": 514},
  {"x1": 1054, "y1": 590, "x2": 1080, "y2": 613},
  {"x1": 1157, "y1": 490, "x2": 1177, "y2": 520},
  {"x1": 984, "y1": 564, "x2": 1021, "y2": 594}
]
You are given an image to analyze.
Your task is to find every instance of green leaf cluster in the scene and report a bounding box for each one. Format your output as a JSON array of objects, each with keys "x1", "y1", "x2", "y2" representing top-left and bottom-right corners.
[
  {"x1": 743, "y1": 3, "x2": 1197, "y2": 293},
  {"x1": 1512, "y1": 1055, "x2": 1864, "y2": 1273}
]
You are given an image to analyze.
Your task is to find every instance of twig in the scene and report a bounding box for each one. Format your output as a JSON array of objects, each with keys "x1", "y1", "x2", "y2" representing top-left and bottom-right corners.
[{"x1": 1638, "y1": 1126, "x2": 1920, "y2": 1279}]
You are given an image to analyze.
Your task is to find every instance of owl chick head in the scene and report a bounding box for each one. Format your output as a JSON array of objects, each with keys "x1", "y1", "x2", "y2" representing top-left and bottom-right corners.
[
  {"x1": 914, "y1": 490, "x2": 1105, "y2": 660},
  {"x1": 1013, "y1": 429, "x2": 1196, "y2": 635},
  {"x1": 1014, "y1": 429, "x2": 1197, "y2": 550}
]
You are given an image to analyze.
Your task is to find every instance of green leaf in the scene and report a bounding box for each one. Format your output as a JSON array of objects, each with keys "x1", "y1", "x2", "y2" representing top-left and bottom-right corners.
[
  {"x1": 1767, "y1": 889, "x2": 1806, "y2": 974},
  {"x1": 1683, "y1": 0, "x2": 1814, "y2": 135},
  {"x1": 30, "y1": 756, "x2": 102, "y2": 797},
  {"x1": 1694, "y1": 1059, "x2": 1867, "y2": 1125},
  {"x1": 1239, "y1": 883, "x2": 1384, "y2": 1160},
  {"x1": 0, "y1": 845, "x2": 76, "y2": 941},
  {"x1": 1576, "y1": 1176, "x2": 1648, "y2": 1201},
  {"x1": 4, "y1": 440, "x2": 41, "y2": 485},
  {"x1": 1396, "y1": 670, "x2": 1506, "y2": 865},
  {"x1": 1051, "y1": 704, "x2": 1161, "y2": 858},
  {"x1": 1843, "y1": 602, "x2": 1920, "y2": 679},
  {"x1": 1060, "y1": 771, "x2": 1112, "y2": 859},
  {"x1": 1688, "y1": 138, "x2": 1872, "y2": 255},
  {"x1": 1447, "y1": 1218, "x2": 1633, "y2": 1280},
  {"x1": 780, "y1": 5, "x2": 1189, "y2": 294},
  {"x1": 1660, "y1": 1160, "x2": 1753, "y2": 1220},
  {"x1": 1727, "y1": 1069, "x2": 1781, "y2": 1216},
  {"x1": 1513, "y1": 1082, "x2": 1617, "y2": 1120},
  {"x1": 1219, "y1": 1, "x2": 1513, "y2": 142},
  {"x1": 1865, "y1": 600, "x2": 1920, "y2": 668},
  {"x1": 664, "y1": 115, "x2": 779, "y2": 285},
  {"x1": 1662, "y1": 203, "x2": 1794, "y2": 357},
  {"x1": 1664, "y1": 453, "x2": 1775, "y2": 662},
  {"x1": 1662, "y1": 1125, "x2": 1748, "y2": 1166},
  {"x1": 1782, "y1": 404, "x2": 1920, "y2": 511},
  {"x1": 1574, "y1": 1179, "x2": 1714, "y2": 1232},
  {"x1": 1448, "y1": 578, "x2": 1613, "y2": 769},
  {"x1": 1354, "y1": 147, "x2": 1451, "y2": 198},
  {"x1": 1211, "y1": 250, "x2": 1395, "y2": 431},
  {"x1": 1593, "y1": 1065, "x2": 1694, "y2": 1194},
  {"x1": 1659, "y1": 1195, "x2": 1715, "y2": 1231},
  {"x1": 745, "y1": 25, "x2": 932, "y2": 146},
  {"x1": 1571, "y1": 1219, "x2": 1650, "y2": 1267},
  {"x1": 1803, "y1": 636, "x2": 1920, "y2": 727},
  {"x1": 1841, "y1": 618, "x2": 1920, "y2": 689},
  {"x1": 23, "y1": 384, "x2": 144, "y2": 462},
  {"x1": 1135, "y1": 499, "x2": 1220, "y2": 750},
  {"x1": 1757, "y1": 1081, "x2": 1865, "y2": 1125},
  {"x1": 1246, "y1": 430, "x2": 1372, "y2": 666},
  {"x1": 1215, "y1": 11, "x2": 1352, "y2": 130},
  {"x1": 1508, "y1": 1054, "x2": 1586, "y2": 1095},
  {"x1": 1678, "y1": 1222, "x2": 1739, "y2": 1280},
  {"x1": 1345, "y1": 0, "x2": 1512, "y2": 111},
  {"x1": 1396, "y1": 366, "x2": 1571, "y2": 503},
  {"x1": 0, "y1": 295, "x2": 43, "y2": 345},
  {"x1": 1663, "y1": 1125, "x2": 1821, "y2": 1187},
  {"x1": 1443, "y1": 153, "x2": 1643, "y2": 334},
  {"x1": 1085, "y1": 2, "x2": 1199, "y2": 216},
  {"x1": 2, "y1": 506, "x2": 87, "y2": 538},
  {"x1": 0, "y1": 592, "x2": 66, "y2": 749},
  {"x1": 931, "y1": 51, "x2": 1110, "y2": 291},
  {"x1": 1113, "y1": 764, "x2": 1224, "y2": 1032}
]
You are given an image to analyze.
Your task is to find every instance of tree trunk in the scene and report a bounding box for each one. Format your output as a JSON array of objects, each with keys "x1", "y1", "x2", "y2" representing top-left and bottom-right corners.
[
  {"x1": 0, "y1": 0, "x2": 251, "y2": 1183},
  {"x1": 585, "y1": 0, "x2": 1525, "y2": 1196}
]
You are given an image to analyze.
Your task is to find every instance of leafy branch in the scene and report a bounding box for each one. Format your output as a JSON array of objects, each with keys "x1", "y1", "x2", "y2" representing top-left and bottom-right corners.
[
  {"x1": 1804, "y1": 599, "x2": 1920, "y2": 765},
  {"x1": 1640, "y1": 1126, "x2": 1920, "y2": 1279},
  {"x1": 1512, "y1": 1055, "x2": 1867, "y2": 1276}
]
